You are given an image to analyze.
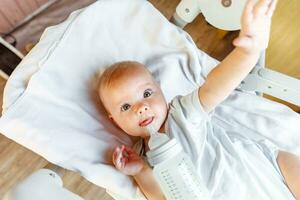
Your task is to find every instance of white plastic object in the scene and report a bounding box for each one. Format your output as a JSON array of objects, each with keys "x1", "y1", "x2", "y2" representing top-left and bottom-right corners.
[
  {"x1": 173, "y1": 0, "x2": 247, "y2": 30},
  {"x1": 240, "y1": 66, "x2": 300, "y2": 107},
  {"x1": 146, "y1": 125, "x2": 210, "y2": 200},
  {"x1": 3, "y1": 169, "x2": 84, "y2": 200},
  {"x1": 172, "y1": 0, "x2": 201, "y2": 28}
]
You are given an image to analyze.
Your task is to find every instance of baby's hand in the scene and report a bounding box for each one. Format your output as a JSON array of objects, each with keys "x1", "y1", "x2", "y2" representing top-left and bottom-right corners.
[
  {"x1": 112, "y1": 145, "x2": 146, "y2": 176},
  {"x1": 233, "y1": 0, "x2": 277, "y2": 54}
]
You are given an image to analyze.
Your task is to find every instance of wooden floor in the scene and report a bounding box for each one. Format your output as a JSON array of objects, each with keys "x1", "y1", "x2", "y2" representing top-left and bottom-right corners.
[{"x1": 0, "y1": 0, "x2": 299, "y2": 199}]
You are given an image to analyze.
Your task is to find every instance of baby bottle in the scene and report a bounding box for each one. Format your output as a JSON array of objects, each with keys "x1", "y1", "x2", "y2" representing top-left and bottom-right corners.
[{"x1": 146, "y1": 125, "x2": 210, "y2": 200}]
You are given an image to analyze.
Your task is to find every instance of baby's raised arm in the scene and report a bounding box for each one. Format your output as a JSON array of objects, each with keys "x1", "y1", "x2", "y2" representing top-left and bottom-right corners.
[{"x1": 198, "y1": 0, "x2": 277, "y2": 113}]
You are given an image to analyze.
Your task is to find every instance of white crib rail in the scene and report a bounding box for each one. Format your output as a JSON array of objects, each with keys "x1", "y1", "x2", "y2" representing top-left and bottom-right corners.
[{"x1": 240, "y1": 66, "x2": 300, "y2": 107}]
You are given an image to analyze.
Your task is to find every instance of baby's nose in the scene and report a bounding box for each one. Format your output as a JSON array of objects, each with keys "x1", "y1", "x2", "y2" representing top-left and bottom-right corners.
[{"x1": 137, "y1": 104, "x2": 149, "y2": 115}]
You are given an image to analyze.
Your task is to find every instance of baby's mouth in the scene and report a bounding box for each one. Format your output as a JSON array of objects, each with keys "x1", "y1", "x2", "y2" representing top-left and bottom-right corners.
[{"x1": 139, "y1": 116, "x2": 154, "y2": 127}]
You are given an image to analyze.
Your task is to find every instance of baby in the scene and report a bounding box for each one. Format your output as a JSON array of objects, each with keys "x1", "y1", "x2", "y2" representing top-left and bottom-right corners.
[{"x1": 98, "y1": 0, "x2": 300, "y2": 199}]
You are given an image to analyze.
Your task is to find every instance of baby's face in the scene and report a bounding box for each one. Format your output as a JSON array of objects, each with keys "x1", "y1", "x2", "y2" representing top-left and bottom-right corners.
[{"x1": 101, "y1": 66, "x2": 168, "y2": 138}]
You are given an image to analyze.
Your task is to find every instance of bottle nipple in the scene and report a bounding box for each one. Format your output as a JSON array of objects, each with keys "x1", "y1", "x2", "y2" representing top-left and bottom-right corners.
[{"x1": 146, "y1": 124, "x2": 169, "y2": 150}]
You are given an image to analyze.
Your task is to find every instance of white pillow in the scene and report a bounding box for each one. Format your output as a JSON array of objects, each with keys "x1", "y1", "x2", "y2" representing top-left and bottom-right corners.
[{"x1": 0, "y1": 0, "x2": 218, "y2": 198}]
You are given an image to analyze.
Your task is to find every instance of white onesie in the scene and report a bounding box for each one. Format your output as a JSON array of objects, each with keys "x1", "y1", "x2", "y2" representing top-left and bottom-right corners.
[{"x1": 136, "y1": 90, "x2": 295, "y2": 200}]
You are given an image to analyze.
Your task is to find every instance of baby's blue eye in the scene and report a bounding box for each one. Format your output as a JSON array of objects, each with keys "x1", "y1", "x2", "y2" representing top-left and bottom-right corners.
[
  {"x1": 121, "y1": 104, "x2": 131, "y2": 112},
  {"x1": 144, "y1": 89, "x2": 153, "y2": 98}
]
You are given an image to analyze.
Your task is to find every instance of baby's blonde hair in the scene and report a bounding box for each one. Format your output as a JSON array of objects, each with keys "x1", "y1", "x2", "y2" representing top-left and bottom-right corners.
[{"x1": 97, "y1": 61, "x2": 149, "y2": 112}]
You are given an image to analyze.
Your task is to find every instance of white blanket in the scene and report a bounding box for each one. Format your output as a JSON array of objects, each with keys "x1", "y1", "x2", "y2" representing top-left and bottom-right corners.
[{"x1": 0, "y1": 0, "x2": 299, "y2": 199}]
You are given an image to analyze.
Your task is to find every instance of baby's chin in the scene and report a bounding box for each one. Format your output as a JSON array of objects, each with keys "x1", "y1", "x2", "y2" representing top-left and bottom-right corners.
[
  {"x1": 126, "y1": 128, "x2": 149, "y2": 138},
  {"x1": 139, "y1": 130, "x2": 151, "y2": 138}
]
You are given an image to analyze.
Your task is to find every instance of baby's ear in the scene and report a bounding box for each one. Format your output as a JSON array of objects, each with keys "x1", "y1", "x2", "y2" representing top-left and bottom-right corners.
[
  {"x1": 108, "y1": 115, "x2": 119, "y2": 128},
  {"x1": 108, "y1": 114, "x2": 115, "y2": 123}
]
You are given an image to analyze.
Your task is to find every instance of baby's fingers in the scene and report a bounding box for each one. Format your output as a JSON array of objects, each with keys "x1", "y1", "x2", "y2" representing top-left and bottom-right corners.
[
  {"x1": 253, "y1": 0, "x2": 270, "y2": 16},
  {"x1": 253, "y1": 0, "x2": 277, "y2": 18},
  {"x1": 118, "y1": 157, "x2": 126, "y2": 169},
  {"x1": 112, "y1": 147, "x2": 122, "y2": 165},
  {"x1": 115, "y1": 153, "x2": 125, "y2": 169},
  {"x1": 242, "y1": 0, "x2": 255, "y2": 23},
  {"x1": 266, "y1": 0, "x2": 277, "y2": 17},
  {"x1": 123, "y1": 146, "x2": 137, "y2": 155},
  {"x1": 113, "y1": 146, "x2": 131, "y2": 171}
]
